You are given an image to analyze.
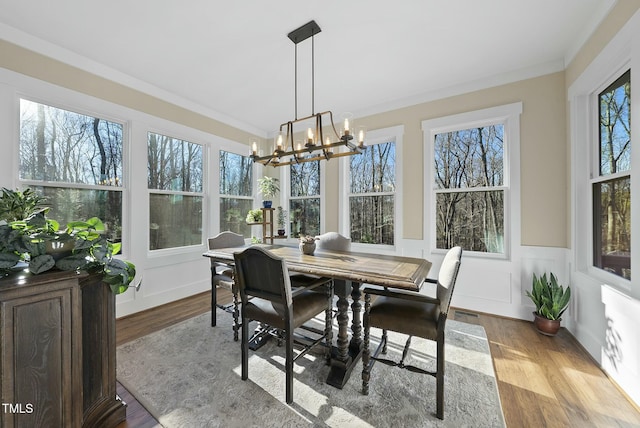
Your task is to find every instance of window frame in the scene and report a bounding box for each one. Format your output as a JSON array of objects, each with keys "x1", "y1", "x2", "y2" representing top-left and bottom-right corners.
[
  {"x1": 146, "y1": 129, "x2": 206, "y2": 252},
  {"x1": 17, "y1": 95, "x2": 129, "y2": 244},
  {"x1": 217, "y1": 147, "x2": 255, "y2": 238},
  {"x1": 340, "y1": 125, "x2": 403, "y2": 253},
  {"x1": 423, "y1": 102, "x2": 522, "y2": 259},
  {"x1": 284, "y1": 159, "x2": 323, "y2": 240},
  {"x1": 587, "y1": 68, "x2": 632, "y2": 286}
]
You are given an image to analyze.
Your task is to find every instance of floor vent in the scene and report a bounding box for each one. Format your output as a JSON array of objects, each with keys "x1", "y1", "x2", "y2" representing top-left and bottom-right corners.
[{"x1": 454, "y1": 310, "x2": 479, "y2": 318}]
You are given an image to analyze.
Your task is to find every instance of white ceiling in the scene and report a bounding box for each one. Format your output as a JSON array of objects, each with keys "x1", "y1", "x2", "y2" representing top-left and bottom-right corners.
[{"x1": 0, "y1": 0, "x2": 615, "y2": 137}]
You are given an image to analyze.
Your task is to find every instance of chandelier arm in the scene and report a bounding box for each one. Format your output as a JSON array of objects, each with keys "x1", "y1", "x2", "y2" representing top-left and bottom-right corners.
[
  {"x1": 316, "y1": 113, "x2": 323, "y2": 150},
  {"x1": 327, "y1": 111, "x2": 342, "y2": 141}
]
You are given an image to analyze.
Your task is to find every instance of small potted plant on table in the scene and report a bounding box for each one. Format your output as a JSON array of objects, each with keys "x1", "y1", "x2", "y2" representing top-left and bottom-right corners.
[
  {"x1": 299, "y1": 235, "x2": 318, "y2": 255},
  {"x1": 526, "y1": 272, "x2": 571, "y2": 336}
]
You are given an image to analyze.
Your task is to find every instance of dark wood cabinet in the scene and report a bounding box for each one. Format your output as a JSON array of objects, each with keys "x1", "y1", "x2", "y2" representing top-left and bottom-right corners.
[{"x1": 0, "y1": 270, "x2": 126, "y2": 428}]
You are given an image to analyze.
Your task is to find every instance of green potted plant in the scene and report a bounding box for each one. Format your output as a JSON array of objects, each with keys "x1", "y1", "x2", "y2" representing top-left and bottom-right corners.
[
  {"x1": 526, "y1": 272, "x2": 571, "y2": 336},
  {"x1": 0, "y1": 189, "x2": 137, "y2": 294},
  {"x1": 257, "y1": 176, "x2": 280, "y2": 208},
  {"x1": 276, "y1": 206, "x2": 287, "y2": 236},
  {"x1": 0, "y1": 187, "x2": 47, "y2": 222},
  {"x1": 245, "y1": 208, "x2": 263, "y2": 224}
]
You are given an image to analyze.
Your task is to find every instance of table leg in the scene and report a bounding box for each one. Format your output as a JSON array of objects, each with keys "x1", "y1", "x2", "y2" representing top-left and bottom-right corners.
[
  {"x1": 326, "y1": 280, "x2": 363, "y2": 389},
  {"x1": 349, "y1": 282, "x2": 362, "y2": 354}
]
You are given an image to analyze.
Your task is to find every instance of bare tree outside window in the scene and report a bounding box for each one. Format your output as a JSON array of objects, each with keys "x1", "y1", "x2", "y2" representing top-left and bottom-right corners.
[
  {"x1": 219, "y1": 150, "x2": 253, "y2": 237},
  {"x1": 434, "y1": 125, "x2": 505, "y2": 253},
  {"x1": 594, "y1": 69, "x2": 631, "y2": 280},
  {"x1": 19, "y1": 99, "x2": 124, "y2": 242},
  {"x1": 349, "y1": 142, "x2": 395, "y2": 245},
  {"x1": 290, "y1": 160, "x2": 320, "y2": 238},
  {"x1": 147, "y1": 133, "x2": 203, "y2": 250}
]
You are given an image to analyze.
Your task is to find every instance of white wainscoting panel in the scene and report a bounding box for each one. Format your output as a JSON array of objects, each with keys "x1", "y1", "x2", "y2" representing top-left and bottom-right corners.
[{"x1": 601, "y1": 285, "x2": 640, "y2": 407}]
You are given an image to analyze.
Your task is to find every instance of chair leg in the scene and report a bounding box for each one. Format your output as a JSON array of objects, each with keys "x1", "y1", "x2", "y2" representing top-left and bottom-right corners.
[
  {"x1": 211, "y1": 270, "x2": 217, "y2": 327},
  {"x1": 241, "y1": 314, "x2": 249, "y2": 381},
  {"x1": 436, "y1": 333, "x2": 445, "y2": 419},
  {"x1": 362, "y1": 293, "x2": 371, "y2": 395},
  {"x1": 285, "y1": 328, "x2": 294, "y2": 404},
  {"x1": 232, "y1": 288, "x2": 240, "y2": 341}
]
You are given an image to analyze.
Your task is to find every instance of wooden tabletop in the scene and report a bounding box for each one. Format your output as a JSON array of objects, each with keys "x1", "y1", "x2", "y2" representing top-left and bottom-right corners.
[{"x1": 203, "y1": 244, "x2": 432, "y2": 291}]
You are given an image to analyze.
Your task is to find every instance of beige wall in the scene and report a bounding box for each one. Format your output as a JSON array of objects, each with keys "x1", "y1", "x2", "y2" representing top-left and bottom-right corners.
[
  {"x1": 12, "y1": 21, "x2": 627, "y2": 249},
  {"x1": 323, "y1": 72, "x2": 568, "y2": 247}
]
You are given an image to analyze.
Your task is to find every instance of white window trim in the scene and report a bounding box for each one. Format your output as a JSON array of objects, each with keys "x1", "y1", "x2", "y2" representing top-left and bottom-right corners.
[
  {"x1": 340, "y1": 125, "x2": 403, "y2": 253},
  {"x1": 214, "y1": 139, "x2": 256, "y2": 237},
  {"x1": 146, "y1": 129, "x2": 207, "y2": 254},
  {"x1": 11, "y1": 88, "x2": 132, "y2": 259},
  {"x1": 569, "y1": 20, "x2": 635, "y2": 292},
  {"x1": 422, "y1": 102, "x2": 522, "y2": 259},
  {"x1": 281, "y1": 159, "x2": 326, "y2": 242}
]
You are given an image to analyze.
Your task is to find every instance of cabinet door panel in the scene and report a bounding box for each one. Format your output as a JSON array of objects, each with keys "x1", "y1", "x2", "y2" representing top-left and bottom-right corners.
[{"x1": 1, "y1": 286, "x2": 79, "y2": 428}]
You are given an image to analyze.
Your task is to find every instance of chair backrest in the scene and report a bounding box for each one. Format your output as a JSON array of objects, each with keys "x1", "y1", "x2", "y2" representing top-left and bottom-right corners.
[
  {"x1": 208, "y1": 231, "x2": 245, "y2": 268},
  {"x1": 435, "y1": 246, "x2": 462, "y2": 315},
  {"x1": 208, "y1": 231, "x2": 245, "y2": 250},
  {"x1": 316, "y1": 232, "x2": 351, "y2": 251},
  {"x1": 233, "y1": 246, "x2": 293, "y2": 316}
]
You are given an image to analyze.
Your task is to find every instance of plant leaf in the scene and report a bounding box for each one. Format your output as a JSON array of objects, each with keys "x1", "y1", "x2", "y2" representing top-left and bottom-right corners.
[
  {"x1": 29, "y1": 254, "x2": 55, "y2": 274},
  {"x1": 56, "y1": 254, "x2": 89, "y2": 271}
]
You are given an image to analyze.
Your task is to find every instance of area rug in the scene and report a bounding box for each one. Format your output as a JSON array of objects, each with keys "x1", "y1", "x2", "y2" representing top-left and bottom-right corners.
[{"x1": 117, "y1": 309, "x2": 505, "y2": 427}]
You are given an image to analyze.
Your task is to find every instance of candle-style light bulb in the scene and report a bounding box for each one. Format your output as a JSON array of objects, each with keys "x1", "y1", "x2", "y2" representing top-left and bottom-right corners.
[
  {"x1": 251, "y1": 142, "x2": 257, "y2": 155},
  {"x1": 325, "y1": 136, "x2": 333, "y2": 155},
  {"x1": 344, "y1": 118, "x2": 350, "y2": 135},
  {"x1": 307, "y1": 128, "x2": 314, "y2": 146}
]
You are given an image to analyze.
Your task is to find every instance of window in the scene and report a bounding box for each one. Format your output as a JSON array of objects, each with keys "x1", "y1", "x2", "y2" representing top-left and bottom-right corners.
[
  {"x1": 219, "y1": 150, "x2": 253, "y2": 237},
  {"x1": 593, "y1": 70, "x2": 631, "y2": 280},
  {"x1": 434, "y1": 125, "x2": 505, "y2": 253},
  {"x1": 19, "y1": 99, "x2": 124, "y2": 242},
  {"x1": 290, "y1": 160, "x2": 320, "y2": 238},
  {"x1": 424, "y1": 103, "x2": 521, "y2": 256},
  {"x1": 348, "y1": 140, "x2": 396, "y2": 245},
  {"x1": 147, "y1": 132, "x2": 203, "y2": 250}
]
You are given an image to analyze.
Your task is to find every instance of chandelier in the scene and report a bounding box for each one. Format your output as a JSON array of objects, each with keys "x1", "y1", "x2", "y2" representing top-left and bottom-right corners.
[{"x1": 251, "y1": 20, "x2": 365, "y2": 167}]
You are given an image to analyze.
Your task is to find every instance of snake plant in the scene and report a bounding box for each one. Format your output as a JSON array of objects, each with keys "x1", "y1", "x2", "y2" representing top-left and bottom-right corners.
[{"x1": 526, "y1": 272, "x2": 571, "y2": 320}]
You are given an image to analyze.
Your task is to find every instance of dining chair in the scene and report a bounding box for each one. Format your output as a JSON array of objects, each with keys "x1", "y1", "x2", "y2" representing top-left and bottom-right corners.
[
  {"x1": 290, "y1": 231, "x2": 351, "y2": 289},
  {"x1": 361, "y1": 246, "x2": 462, "y2": 420},
  {"x1": 233, "y1": 246, "x2": 334, "y2": 404},
  {"x1": 208, "y1": 231, "x2": 245, "y2": 340}
]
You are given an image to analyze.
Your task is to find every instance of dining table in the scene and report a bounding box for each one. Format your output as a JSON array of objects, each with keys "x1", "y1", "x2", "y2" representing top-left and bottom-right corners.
[{"x1": 203, "y1": 244, "x2": 432, "y2": 389}]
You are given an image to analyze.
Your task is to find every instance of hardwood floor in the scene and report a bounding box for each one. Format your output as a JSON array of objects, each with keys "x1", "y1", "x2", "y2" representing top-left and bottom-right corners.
[{"x1": 115, "y1": 291, "x2": 640, "y2": 428}]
